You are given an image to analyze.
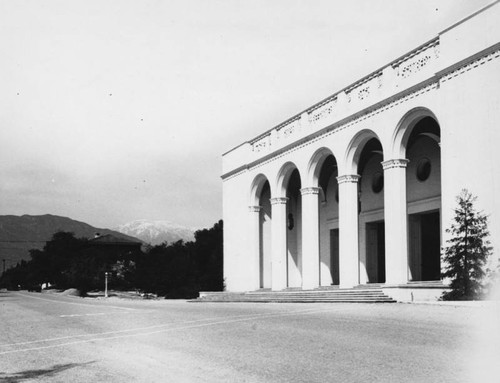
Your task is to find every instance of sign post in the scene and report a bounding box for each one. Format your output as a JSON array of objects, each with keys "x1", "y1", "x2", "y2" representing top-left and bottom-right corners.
[{"x1": 104, "y1": 272, "x2": 109, "y2": 298}]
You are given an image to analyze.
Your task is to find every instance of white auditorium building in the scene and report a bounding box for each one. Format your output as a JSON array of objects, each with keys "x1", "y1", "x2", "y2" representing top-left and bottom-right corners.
[{"x1": 221, "y1": 2, "x2": 500, "y2": 301}]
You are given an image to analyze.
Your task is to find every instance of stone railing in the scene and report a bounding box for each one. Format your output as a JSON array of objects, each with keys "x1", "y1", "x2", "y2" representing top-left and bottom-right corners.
[
  {"x1": 308, "y1": 96, "x2": 337, "y2": 126},
  {"x1": 246, "y1": 38, "x2": 440, "y2": 156},
  {"x1": 345, "y1": 72, "x2": 383, "y2": 104},
  {"x1": 222, "y1": 3, "x2": 500, "y2": 178},
  {"x1": 276, "y1": 117, "x2": 301, "y2": 140},
  {"x1": 250, "y1": 132, "x2": 271, "y2": 153},
  {"x1": 392, "y1": 39, "x2": 440, "y2": 80}
]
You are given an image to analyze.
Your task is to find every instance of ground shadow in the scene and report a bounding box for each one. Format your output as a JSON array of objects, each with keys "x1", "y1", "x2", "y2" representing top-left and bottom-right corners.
[{"x1": 0, "y1": 361, "x2": 95, "y2": 383}]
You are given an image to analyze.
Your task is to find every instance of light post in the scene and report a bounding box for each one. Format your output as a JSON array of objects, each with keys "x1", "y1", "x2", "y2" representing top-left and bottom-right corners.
[{"x1": 104, "y1": 272, "x2": 109, "y2": 298}]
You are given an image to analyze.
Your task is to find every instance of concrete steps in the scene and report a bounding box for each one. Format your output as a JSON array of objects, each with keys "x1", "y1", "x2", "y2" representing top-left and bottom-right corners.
[{"x1": 195, "y1": 288, "x2": 396, "y2": 303}]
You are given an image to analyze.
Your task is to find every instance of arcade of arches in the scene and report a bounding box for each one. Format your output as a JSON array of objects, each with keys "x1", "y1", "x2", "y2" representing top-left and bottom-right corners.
[
  {"x1": 249, "y1": 115, "x2": 442, "y2": 291},
  {"x1": 223, "y1": 4, "x2": 500, "y2": 299}
]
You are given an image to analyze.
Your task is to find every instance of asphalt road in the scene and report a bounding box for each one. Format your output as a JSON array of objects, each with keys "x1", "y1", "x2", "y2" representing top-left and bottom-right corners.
[{"x1": 0, "y1": 291, "x2": 498, "y2": 383}]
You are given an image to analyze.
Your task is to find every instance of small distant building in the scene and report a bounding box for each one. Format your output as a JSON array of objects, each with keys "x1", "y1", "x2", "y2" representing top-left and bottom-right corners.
[{"x1": 87, "y1": 234, "x2": 142, "y2": 258}]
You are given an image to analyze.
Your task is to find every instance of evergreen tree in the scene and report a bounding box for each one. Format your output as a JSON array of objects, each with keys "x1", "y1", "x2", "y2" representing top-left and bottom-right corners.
[{"x1": 441, "y1": 189, "x2": 492, "y2": 300}]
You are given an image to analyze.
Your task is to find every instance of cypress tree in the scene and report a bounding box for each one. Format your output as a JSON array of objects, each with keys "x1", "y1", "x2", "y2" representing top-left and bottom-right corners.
[{"x1": 441, "y1": 189, "x2": 492, "y2": 300}]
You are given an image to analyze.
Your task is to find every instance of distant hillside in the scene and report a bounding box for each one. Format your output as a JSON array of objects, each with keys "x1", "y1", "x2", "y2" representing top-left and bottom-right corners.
[
  {"x1": 116, "y1": 219, "x2": 195, "y2": 246},
  {"x1": 0, "y1": 214, "x2": 141, "y2": 268}
]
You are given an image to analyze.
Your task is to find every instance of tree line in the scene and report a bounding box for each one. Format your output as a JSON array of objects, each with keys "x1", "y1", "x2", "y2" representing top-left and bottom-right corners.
[
  {"x1": 0, "y1": 220, "x2": 224, "y2": 299},
  {"x1": 1, "y1": 190, "x2": 497, "y2": 301}
]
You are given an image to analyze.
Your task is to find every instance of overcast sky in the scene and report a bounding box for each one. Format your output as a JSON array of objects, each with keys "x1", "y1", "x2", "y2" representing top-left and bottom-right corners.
[{"x1": 0, "y1": 0, "x2": 492, "y2": 230}]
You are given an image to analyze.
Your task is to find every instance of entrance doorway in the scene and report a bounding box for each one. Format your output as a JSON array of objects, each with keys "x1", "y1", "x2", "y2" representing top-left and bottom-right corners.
[
  {"x1": 366, "y1": 222, "x2": 385, "y2": 283},
  {"x1": 329, "y1": 229, "x2": 339, "y2": 285},
  {"x1": 409, "y1": 211, "x2": 440, "y2": 281}
]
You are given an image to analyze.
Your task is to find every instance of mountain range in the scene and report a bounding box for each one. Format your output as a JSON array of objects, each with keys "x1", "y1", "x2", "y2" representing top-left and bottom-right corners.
[
  {"x1": 0, "y1": 215, "x2": 196, "y2": 270},
  {"x1": 115, "y1": 219, "x2": 195, "y2": 246},
  {"x1": 0, "y1": 214, "x2": 142, "y2": 268}
]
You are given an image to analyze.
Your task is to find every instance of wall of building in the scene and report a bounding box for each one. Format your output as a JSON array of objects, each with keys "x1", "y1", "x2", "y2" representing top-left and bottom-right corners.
[
  {"x1": 222, "y1": 2, "x2": 500, "y2": 293},
  {"x1": 223, "y1": 171, "x2": 255, "y2": 292},
  {"x1": 439, "y1": 55, "x2": 500, "y2": 261}
]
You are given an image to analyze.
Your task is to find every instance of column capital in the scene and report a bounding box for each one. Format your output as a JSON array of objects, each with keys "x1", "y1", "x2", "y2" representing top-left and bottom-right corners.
[
  {"x1": 382, "y1": 158, "x2": 409, "y2": 170},
  {"x1": 336, "y1": 174, "x2": 360, "y2": 184},
  {"x1": 300, "y1": 187, "x2": 321, "y2": 196},
  {"x1": 248, "y1": 205, "x2": 262, "y2": 213},
  {"x1": 270, "y1": 197, "x2": 289, "y2": 205}
]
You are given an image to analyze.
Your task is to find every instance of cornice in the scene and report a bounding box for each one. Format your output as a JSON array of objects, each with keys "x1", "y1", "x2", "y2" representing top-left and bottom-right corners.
[
  {"x1": 300, "y1": 187, "x2": 321, "y2": 195},
  {"x1": 382, "y1": 159, "x2": 409, "y2": 170},
  {"x1": 337, "y1": 175, "x2": 361, "y2": 184},
  {"x1": 270, "y1": 197, "x2": 289, "y2": 205},
  {"x1": 439, "y1": 42, "x2": 500, "y2": 84},
  {"x1": 221, "y1": 166, "x2": 248, "y2": 182}
]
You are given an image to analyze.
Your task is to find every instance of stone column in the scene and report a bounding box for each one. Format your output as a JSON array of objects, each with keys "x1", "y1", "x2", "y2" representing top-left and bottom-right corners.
[
  {"x1": 382, "y1": 159, "x2": 409, "y2": 285},
  {"x1": 300, "y1": 187, "x2": 320, "y2": 290},
  {"x1": 337, "y1": 175, "x2": 360, "y2": 288},
  {"x1": 248, "y1": 205, "x2": 262, "y2": 290},
  {"x1": 270, "y1": 197, "x2": 288, "y2": 290}
]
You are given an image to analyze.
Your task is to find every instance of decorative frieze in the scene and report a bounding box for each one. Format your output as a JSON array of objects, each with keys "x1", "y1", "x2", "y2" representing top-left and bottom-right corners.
[
  {"x1": 270, "y1": 197, "x2": 289, "y2": 205},
  {"x1": 251, "y1": 133, "x2": 271, "y2": 153},
  {"x1": 336, "y1": 175, "x2": 361, "y2": 184},
  {"x1": 309, "y1": 98, "x2": 337, "y2": 125},
  {"x1": 227, "y1": 35, "x2": 499, "y2": 183},
  {"x1": 399, "y1": 55, "x2": 432, "y2": 78},
  {"x1": 357, "y1": 86, "x2": 370, "y2": 100},
  {"x1": 394, "y1": 39, "x2": 439, "y2": 79},
  {"x1": 300, "y1": 187, "x2": 320, "y2": 196},
  {"x1": 382, "y1": 159, "x2": 409, "y2": 170},
  {"x1": 277, "y1": 118, "x2": 300, "y2": 139},
  {"x1": 345, "y1": 72, "x2": 382, "y2": 105},
  {"x1": 243, "y1": 39, "x2": 443, "y2": 161}
]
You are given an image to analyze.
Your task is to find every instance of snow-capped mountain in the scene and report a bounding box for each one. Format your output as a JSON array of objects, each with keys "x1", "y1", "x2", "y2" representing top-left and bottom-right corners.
[{"x1": 115, "y1": 219, "x2": 195, "y2": 246}]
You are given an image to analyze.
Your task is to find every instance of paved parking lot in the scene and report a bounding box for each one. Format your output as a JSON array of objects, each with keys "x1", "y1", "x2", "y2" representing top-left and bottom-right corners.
[{"x1": 0, "y1": 291, "x2": 498, "y2": 382}]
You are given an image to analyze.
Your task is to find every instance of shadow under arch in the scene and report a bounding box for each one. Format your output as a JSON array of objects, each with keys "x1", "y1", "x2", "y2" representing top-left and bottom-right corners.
[
  {"x1": 275, "y1": 161, "x2": 301, "y2": 198},
  {"x1": 395, "y1": 108, "x2": 442, "y2": 282},
  {"x1": 306, "y1": 147, "x2": 341, "y2": 286},
  {"x1": 343, "y1": 129, "x2": 385, "y2": 175},
  {"x1": 306, "y1": 147, "x2": 338, "y2": 187},
  {"x1": 249, "y1": 173, "x2": 273, "y2": 289},
  {"x1": 275, "y1": 161, "x2": 303, "y2": 288},
  {"x1": 391, "y1": 107, "x2": 440, "y2": 159},
  {"x1": 249, "y1": 173, "x2": 271, "y2": 207}
]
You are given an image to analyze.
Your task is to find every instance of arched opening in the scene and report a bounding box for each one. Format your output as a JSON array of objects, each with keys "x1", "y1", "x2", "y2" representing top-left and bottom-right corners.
[
  {"x1": 404, "y1": 116, "x2": 441, "y2": 281},
  {"x1": 286, "y1": 168, "x2": 302, "y2": 288},
  {"x1": 258, "y1": 180, "x2": 272, "y2": 288},
  {"x1": 358, "y1": 138, "x2": 386, "y2": 284},
  {"x1": 317, "y1": 155, "x2": 340, "y2": 285}
]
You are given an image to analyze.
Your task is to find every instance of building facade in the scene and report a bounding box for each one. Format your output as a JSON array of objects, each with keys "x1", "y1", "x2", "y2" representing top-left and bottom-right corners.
[{"x1": 222, "y1": 3, "x2": 500, "y2": 300}]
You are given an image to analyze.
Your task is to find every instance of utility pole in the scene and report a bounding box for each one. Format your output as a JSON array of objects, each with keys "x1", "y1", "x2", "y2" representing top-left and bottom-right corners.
[{"x1": 104, "y1": 272, "x2": 109, "y2": 298}]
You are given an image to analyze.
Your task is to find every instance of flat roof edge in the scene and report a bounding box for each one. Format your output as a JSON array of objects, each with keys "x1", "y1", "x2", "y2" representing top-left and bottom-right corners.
[{"x1": 439, "y1": 0, "x2": 499, "y2": 35}]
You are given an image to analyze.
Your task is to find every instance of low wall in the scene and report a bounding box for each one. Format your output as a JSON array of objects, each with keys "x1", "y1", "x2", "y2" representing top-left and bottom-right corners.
[{"x1": 382, "y1": 285, "x2": 449, "y2": 302}]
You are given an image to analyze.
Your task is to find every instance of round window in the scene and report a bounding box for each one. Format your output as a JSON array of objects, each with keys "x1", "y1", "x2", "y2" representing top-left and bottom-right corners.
[
  {"x1": 416, "y1": 158, "x2": 431, "y2": 181},
  {"x1": 372, "y1": 172, "x2": 384, "y2": 194}
]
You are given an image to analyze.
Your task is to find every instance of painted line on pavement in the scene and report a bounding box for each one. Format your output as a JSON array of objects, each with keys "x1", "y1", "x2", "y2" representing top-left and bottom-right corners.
[
  {"x1": 0, "y1": 314, "x2": 235, "y2": 348},
  {"x1": 14, "y1": 292, "x2": 138, "y2": 311},
  {"x1": 59, "y1": 312, "x2": 136, "y2": 317},
  {"x1": 0, "y1": 306, "x2": 355, "y2": 355},
  {"x1": 2, "y1": 309, "x2": 307, "y2": 347}
]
